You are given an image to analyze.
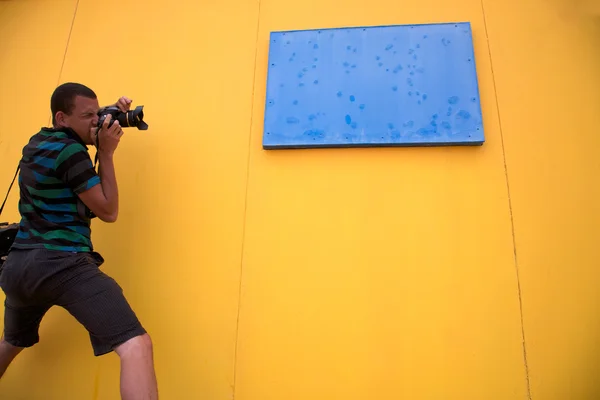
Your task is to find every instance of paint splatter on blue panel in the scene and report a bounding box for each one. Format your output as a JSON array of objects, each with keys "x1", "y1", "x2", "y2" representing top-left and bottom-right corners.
[{"x1": 262, "y1": 22, "x2": 485, "y2": 149}]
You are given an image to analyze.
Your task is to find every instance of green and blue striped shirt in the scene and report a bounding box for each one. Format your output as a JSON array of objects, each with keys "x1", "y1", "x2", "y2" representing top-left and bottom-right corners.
[{"x1": 11, "y1": 127, "x2": 101, "y2": 252}]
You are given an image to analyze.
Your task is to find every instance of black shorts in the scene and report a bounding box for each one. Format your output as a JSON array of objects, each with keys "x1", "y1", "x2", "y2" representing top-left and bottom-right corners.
[{"x1": 0, "y1": 248, "x2": 146, "y2": 356}]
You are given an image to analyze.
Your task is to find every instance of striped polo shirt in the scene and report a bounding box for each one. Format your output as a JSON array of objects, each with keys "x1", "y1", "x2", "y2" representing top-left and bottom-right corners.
[{"x1": 11, "y1": 127, "x2": 101, "y2": 252}]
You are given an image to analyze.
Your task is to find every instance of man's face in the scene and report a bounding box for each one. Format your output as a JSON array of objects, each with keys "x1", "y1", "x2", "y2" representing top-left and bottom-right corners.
[{"x1": 56, "y1": 95, "x2": 99, "y2": 145}]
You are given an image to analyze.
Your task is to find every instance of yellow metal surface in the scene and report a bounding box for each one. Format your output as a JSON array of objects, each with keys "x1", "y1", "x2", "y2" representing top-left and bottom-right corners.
[
  {"x1": 483, "y1": 1, "x2": 600, "y2": 399},
  {"x1": 0, "y1": 0, "x2": 598, "y2": 398},
  {"x1": 59, "y1": 1, "x2": 259, "y2": 399},
  {"x1": 0, "y1": 3, "x2": 98, "y2": 399},
  {"x1": 1, "y1": 0, "x2": 259, "y2": 398},
  {"x1": 233, "y1": 0, "x2": 528, "y2": 399}
]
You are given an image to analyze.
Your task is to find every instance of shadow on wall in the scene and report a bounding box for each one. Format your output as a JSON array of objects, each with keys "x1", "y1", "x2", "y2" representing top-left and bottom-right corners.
[
  {"x1": 545, "y1": 0, "x2": 600, "y2": 18},
  {"x1": 582, "y1": 0, "x2": 600, "y2": 15}
]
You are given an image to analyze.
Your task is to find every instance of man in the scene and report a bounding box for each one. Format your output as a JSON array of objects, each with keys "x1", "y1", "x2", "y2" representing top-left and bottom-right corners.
[{"x1": 0, "y1": 82, "x2": 158, "y2": 400}]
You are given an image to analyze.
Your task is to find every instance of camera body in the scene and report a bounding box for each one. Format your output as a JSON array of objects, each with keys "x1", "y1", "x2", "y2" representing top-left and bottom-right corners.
[{"x1": 97, "y1": 105, "x2": 148, "y2": 131}]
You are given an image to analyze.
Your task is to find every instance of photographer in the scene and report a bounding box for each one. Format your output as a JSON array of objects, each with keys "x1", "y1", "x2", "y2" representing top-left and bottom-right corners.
[{"x1": 0, "y1": 83, "x2": 158, "y2": 400}]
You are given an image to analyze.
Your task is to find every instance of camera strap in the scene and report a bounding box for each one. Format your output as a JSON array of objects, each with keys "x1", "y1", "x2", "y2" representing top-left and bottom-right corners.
[
  {"x1": 0, "y1": 163, "x2": 20, "y2": 217},
  {"x1": 93, "y1": 128, "x2": 101, "y2": 170}
]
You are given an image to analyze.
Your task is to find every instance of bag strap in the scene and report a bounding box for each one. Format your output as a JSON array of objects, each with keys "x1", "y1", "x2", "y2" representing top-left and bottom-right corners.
[{"x1": 0, "y1": 163, "x2": 20, "y2": 217}]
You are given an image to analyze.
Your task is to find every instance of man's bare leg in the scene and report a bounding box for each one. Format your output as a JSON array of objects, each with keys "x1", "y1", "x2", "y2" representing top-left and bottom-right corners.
[
  {"x1": 115, "y1": 333, "x2": 158, "y2": 400},
  {"x1": 0, "y1": 336, "x2": 23, "y2": 379}
]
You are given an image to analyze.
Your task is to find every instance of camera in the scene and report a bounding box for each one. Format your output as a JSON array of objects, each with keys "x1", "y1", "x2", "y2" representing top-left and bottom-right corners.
[{"x1": 97, "y1": 105, "x2": 148, "y2": 131}]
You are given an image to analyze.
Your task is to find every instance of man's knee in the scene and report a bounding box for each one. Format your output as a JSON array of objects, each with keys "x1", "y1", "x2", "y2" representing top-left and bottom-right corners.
[
  {"x1": 115, "y1": 333, "x2": 153, "y2": 359},
  {"x1": 0, "y1": 338, "x2": 25, "y2": 359}
]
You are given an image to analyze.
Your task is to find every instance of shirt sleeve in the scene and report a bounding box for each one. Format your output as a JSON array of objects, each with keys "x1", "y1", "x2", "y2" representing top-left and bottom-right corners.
[{"x1": 55, "y1": 142, "x2": 101, "y2": 194}]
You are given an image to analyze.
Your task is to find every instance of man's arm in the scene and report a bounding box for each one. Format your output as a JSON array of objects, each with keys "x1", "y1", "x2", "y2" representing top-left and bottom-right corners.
[
  {"x1": 78, "y1": 152, "x2": 119, "y2": 222},
  {"x1": 77, "y1": 115, "x2": 124, "y2": 223},
  {"x1": 78, "y1": 97, "x2": 130, "y2": 222}
]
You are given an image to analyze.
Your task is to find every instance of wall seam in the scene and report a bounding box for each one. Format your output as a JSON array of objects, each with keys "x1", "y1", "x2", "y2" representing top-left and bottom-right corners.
[
  {"x1": 479, "y1": 1, "x2": 532, "y2": 399},
  {"x1": 49, "y1": 0, "x2": 80, "y2": 127},
  {"x1": 232, "y1": 0, "x2": 262, "y2": 398}
]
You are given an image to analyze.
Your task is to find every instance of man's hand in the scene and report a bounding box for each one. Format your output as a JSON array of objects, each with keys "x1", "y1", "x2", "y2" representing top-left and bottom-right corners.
[
  {"x1": 97, "y1": 114, "x2": 124, "y2": 156},
  {"x1": 115, "y1": 96, "x2": 133, "y2": 113},
  {"x1": 103, "y1": 96, "x2": 132, "y2": 112}
]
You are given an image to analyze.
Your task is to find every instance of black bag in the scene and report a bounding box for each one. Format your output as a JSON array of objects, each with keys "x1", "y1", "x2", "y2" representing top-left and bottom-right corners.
[
  {"x1": 0, "y1": 222, "x2": 18, "y2": 267},
  {"x1": 0, "y1": 164, "x2": 20, "y2": 268}
]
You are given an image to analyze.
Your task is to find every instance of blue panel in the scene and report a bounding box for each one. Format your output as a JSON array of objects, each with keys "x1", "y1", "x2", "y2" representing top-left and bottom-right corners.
[{"x1": 262, "y1": 22, "x2": 485, "y2": 149}]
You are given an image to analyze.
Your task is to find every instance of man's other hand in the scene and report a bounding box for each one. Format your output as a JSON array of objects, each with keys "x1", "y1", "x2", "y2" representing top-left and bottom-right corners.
[{"x1": 116, "y1": 96, "x2": 132, "y2": 113}]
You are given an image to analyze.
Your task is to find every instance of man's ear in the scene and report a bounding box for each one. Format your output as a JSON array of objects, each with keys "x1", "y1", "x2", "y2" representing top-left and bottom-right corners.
[{"x1": 54, "y1": 111, "x2": 67, "y2": 127}]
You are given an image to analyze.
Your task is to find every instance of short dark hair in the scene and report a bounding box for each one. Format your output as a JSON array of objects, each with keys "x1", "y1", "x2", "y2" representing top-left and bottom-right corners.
[{"x1": 51, "y1": 82, "x2": 97, "y2": 125}]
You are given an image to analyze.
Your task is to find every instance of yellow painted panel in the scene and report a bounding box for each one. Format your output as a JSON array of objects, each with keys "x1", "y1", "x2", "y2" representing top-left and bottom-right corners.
[
  {"x1": 0, "y1": 1, "x2": 102, "y2": 399},
  {"x1": 482, "y1": 1, "x2": 600, "y2": 399},
  {"x1": 0, "y1": 0, "x2": 259, "y2": 399},
  {"x1": 6, "y1": 0, "x2": 595, "y2": 398},
  {"x1": 55, "y1": 0, "x2": 259, "y2": 399},
  {"x1": 235, "y1": 0, "x2": 529, "y2": 399}
]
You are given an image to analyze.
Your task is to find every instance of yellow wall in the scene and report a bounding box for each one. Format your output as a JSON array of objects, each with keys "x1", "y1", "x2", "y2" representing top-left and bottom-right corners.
[{"x1": 0, "y1": 0, "x2": 598, "y2": 399}]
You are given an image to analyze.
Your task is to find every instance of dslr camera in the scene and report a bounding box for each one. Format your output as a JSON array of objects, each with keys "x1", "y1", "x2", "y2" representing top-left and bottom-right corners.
[{"x1": 97, "y1": 105, "x2": 148, "y2": 131}]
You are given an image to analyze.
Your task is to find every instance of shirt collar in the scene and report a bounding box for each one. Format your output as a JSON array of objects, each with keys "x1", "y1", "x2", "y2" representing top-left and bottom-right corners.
[{"x1": 41, "y1": 126, "x2": 88, "y2": 147}]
